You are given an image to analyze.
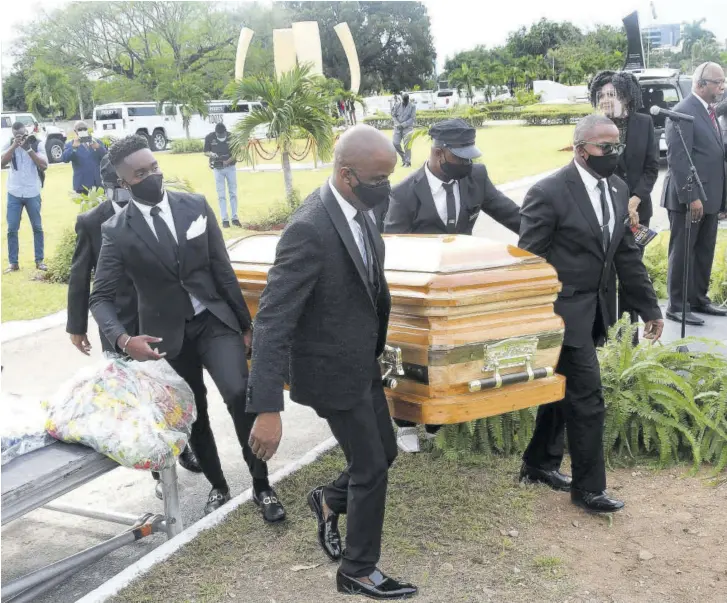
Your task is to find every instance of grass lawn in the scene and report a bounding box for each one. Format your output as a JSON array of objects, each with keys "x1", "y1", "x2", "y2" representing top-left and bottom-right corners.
[{"x1": 1, "y1": 125, "x2": 574, "y2": 322}]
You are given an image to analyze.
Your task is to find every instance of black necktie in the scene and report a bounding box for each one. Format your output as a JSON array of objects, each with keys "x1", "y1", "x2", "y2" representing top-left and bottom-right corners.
[
  {"x1": 354, "y1": 211, "x2": 378, "y2": 292},
  {"x1": 150, "y1": 205, "x2": 179, "y2": 265},
  {"x1": 443, "y1": 181, "x2": 457, "y2": 234},
  {"x1": 596, "y1": 180, "x2": 611, "y2": 251}
]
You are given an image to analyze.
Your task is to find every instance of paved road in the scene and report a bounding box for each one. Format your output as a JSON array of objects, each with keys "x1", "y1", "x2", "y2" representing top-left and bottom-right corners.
[{"x1": 3, "y1": 163, "x2": 726, "y2": 602}]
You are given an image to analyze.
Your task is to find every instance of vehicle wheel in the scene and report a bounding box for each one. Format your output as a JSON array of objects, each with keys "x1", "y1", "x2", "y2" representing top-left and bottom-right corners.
[
  {"x1": 151, "y1": 129, "x2": 167, "y2": 152},
  {"x1": 46, "y1": 138, "x2": 65, "y2": 163}
]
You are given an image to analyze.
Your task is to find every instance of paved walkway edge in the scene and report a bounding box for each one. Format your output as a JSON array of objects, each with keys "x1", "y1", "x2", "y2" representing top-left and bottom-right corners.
[{"x1": 76, "y1": 436, "x2": 339, "y2": 603}]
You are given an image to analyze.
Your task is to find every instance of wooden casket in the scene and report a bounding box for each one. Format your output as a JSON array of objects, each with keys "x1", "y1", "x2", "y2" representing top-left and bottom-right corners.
[{"x1": 229, "y1": 234, "x2": 566, "y2": 425}]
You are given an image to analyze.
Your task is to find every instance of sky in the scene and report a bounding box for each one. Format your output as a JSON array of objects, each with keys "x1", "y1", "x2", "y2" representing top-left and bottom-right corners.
[{"x1": 2, "y1": 0, "x2": 726, "y2": 76}]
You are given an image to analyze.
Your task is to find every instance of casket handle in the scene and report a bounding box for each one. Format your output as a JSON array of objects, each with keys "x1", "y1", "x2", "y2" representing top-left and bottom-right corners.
[
  {"x1": 469, "y1": 366, "x2": 554, "y2": 392},
  {"x1": 380, "y1": 345, "x2": 404, "y2": 389}
]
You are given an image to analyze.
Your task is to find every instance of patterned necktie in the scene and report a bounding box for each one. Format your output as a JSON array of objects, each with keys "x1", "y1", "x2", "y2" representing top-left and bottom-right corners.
[
  {"x1": 708, "y1": 105, "x2": 719, "y2": 132},
  {"x1": 596, "y1": 180, "x2": 611, "y2": 251},
  {"x1": 442, "y1": 181, "x2": 457, "y2": 234}
]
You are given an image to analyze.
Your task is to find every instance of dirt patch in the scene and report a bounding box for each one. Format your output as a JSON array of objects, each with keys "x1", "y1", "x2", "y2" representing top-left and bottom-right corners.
[{"x1": 112, "y1": 451, "x2": 726, "y2": 603}]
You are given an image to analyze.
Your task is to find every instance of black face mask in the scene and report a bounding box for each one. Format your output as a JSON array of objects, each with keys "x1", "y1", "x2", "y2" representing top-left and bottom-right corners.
[
  {"x1": 440, "y1": 157, "x2": 473, "y2": 181},
  {"x1": 585, "y1": 152, "x2": 620, "y2": 179},
  {"x1": 349, "y1": 169, "x2": 391, "y2": 209},
  {"x1": 128, "y1": 173, "x2": 164, "y2": 206}
]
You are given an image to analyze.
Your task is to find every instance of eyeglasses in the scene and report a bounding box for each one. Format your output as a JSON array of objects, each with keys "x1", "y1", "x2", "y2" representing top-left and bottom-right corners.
[
  {"x1": 703, "y1": 79, "x2": 725, "y2": 86},
  {"x1": 576, "y1": 141, "x2": 625, "y2": 155}
]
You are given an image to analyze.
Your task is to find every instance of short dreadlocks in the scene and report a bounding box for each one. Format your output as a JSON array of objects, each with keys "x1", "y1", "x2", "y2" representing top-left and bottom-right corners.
[
  {"x1": 108, "y1": 134, "x2": 150, "y2": 167},
  {"x1": 588, "y1": 70, "x2": 643, "y2": 115}
]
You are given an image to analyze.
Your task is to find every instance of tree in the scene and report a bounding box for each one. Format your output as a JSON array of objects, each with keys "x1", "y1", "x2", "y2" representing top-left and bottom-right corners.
[
  {"x1": 1, "y1": 71, "x2": 27, "y2": 112},
  {"x1": 24, "y1": 61, "x2": 76, "y2": 122},
  {"x1": 230, "y1": 65, "x2": 334, "y2": 201},
  {"x1": 681, "y1": 19, "x2": 716, "y2": 57},
  {"x1": 286, "y1": 1, "x2": 436, "y2": 93},
  {"x1": 156, "y1": 76, "x2": 209, "y2": 139},
  {"x1": 506, "y1": 18, "x2": 583, "y2": 58},
  {"x1": 448, "y1": 63, "x2": 483, "y2": 104}
]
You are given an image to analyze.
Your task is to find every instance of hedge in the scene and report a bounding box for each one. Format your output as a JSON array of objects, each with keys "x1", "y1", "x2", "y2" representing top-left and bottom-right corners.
[
  {"x1": 520, "y1": 105, "x2": 593, "y2": 126},
  {"x1": 171, "y1": 139, "x2": 205, "y2": 153},
  {"x1": 363, "y1": 111, "x2": 490, "y2": 130}
]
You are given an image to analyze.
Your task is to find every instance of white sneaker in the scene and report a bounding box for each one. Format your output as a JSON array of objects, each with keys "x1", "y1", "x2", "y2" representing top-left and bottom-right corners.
[{"x1": 396, "y1": 426, "x2": 421, "y2": 453}]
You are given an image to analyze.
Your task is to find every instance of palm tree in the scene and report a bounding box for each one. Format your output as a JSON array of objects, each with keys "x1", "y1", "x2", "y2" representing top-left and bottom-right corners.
[
  {"x1": 681, "y1": 19, "x2": 716, "y2": 57},
  {"x1": 449, "y1": 63, "x2": 484, "y2": 104},
  {"x1": 156, "y1": 75, "x2": 209, "y2": 139},
  {"x1": 230, "y1": 64, "x2": 334, "y2": 202},
  {"x1": 24, "y1": 61, "x2": 76, "y2": 123}
]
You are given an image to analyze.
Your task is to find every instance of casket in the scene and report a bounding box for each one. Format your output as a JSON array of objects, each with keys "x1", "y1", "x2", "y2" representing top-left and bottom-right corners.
[{"x1": 229, "y1": 234, "x2": 566, "y2": 425}]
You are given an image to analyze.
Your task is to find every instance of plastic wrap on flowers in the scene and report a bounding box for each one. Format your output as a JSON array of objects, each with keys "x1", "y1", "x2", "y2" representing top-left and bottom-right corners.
[
  {"x1": 1, "y1": 396, "x2": 54, "y2": 465},
  {"x1": 43, "y1": 358, "x2": 196, "y2": 471}
]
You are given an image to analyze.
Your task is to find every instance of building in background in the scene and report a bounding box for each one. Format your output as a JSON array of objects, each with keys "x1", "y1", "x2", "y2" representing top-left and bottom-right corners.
[{"x1": 642, "y1": 24, "x2": 682, "y2": 51}]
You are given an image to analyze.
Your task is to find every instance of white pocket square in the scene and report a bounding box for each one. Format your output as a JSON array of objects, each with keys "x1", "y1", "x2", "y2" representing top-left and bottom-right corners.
[{"x1": 186, "y1": 216, "x2": 207, "y2": 240}]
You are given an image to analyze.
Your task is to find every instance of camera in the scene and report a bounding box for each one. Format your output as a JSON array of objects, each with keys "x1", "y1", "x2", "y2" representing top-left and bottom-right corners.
[{"x1": 79, "y1": 135, "x2": 92, "y2": 144}]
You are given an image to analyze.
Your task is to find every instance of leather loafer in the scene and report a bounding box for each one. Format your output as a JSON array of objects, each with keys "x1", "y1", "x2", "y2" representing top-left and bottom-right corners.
[
  {"x1": 692, "y1": 304, "x2": 727, "y2": 317},
  {"x1": 178, "y1": 445, "x2": 203, "y2": 474},
  {"x1": 253, "y1": 488, "x2": 286, "y2": 523},
  {"x1": 204, "y1": 486, "x2": 231, "y2": 515},
  {"x1": 307, "y1": 486, "x2": 342, "y2": 560},
  {"x1": 337, "y1": 568, "x2": 417, "y2": 599},
  {"x1": 519, "y1": 464, "x2": 572, "y2": 491},
  {"x1": 571, "y1": 488, "x2": 624, "y2": 513},
  {"x1": 665, "y1": 310, "x2": 704, "y2": 326}
]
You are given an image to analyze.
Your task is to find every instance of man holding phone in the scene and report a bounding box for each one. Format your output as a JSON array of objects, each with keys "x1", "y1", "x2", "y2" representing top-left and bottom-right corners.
[
  {"x1": 62, "y1": 121, "x2": 107, "y2": 194},
  {"x1": 204, "y1": 123, "x2": 239, "y2": 228},
  {"x1": 1, "y1": 121, "x2": 48, "y2": 273}
]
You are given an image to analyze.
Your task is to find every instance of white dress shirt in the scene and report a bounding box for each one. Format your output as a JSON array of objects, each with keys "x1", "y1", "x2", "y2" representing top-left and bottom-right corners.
[
  {"x1": 329, "y1": 180, "x2": 375, "y2": 267},
  {"x1": 132, "y1": 193, "x2": 206, "y2": 315},
  {"x1": 425, "y1": 162, "x2": 460, "y2": 226},
  {"x1": 111, "y1": 201, "x2": 124, "y2": 215},
  {"x1": 574, "y1": 161, "x2": 615, "y2": 242},
  {"x1": 694, "y1": 93, "x2": 710, "y2": 113}
]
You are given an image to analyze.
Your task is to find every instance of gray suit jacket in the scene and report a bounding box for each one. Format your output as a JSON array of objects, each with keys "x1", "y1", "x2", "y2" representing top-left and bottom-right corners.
[
  {"x1": 392, "y1": 102, "x2": 416, "y2": 129},
  {"x1": 246, "y1": 182, "x2": 391, "y2": 416},
  {"x1": 662, "y1": 93, "x2": 726, "y2": 214}
]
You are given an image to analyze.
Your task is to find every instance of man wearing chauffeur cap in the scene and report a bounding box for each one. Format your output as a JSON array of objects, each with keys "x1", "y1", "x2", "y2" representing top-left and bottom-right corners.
[{"x1": 382, "y1": 118, "x2": 521, "y2": 452}]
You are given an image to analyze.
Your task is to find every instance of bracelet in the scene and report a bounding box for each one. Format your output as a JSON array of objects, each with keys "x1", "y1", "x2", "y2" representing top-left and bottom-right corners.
[{"x1": 121, "y1": 335, "x2": 132, "y2": 355}]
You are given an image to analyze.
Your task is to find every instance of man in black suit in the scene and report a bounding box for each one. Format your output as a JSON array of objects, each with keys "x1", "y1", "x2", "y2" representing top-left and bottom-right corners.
[
  {"x1": 90, "y1": 135, "x2": 285, "y2": 521},
  {"x1": 589, "y1": 70, "x2": 660, "y2": 341},
  {"x1": 519, "y1": 114, "x2": 663, "y2": 513},
  {"x1": 383, "y1": 118, "x2": 521, "y2": 452},
  {"x1": 662, "y1": 62, "x2": 727, "y2": 326},
  {"x1": 246, "y1": 125, "x2": 417, "y2": 599},
  {"x1": 68, "y1": 155, "x2": 201, "y2": 485}
]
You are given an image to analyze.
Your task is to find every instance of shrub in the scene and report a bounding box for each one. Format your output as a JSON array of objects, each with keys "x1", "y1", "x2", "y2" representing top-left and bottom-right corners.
[
  {"x1": 363, "y1": 110, "x2": 490, "y2": 130},
  {"x1": 520, "y1": 104, "x2": 593, "y2": 126},
  {"x1": 170, "y1": 139, "x2": 204, "y2": 154},
  {"x1": 515, "y1": 90, "x2": 541, "y2": 106},
  {"x1": 45, "y1": 227, "x2": 77, "y2": 284},
  {"x1": 434, "y1": 315, "x2": 727, "y2": 472},
  {"x1": 243, "y1": 189, "x2": 303, "y2": 231},
  {"x1": 70, "y1": 186, "x2": 106, "y2": 212}
]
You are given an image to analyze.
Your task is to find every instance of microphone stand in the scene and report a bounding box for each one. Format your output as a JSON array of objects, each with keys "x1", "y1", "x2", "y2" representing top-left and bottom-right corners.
[{"x1": 671, "y1": 119, "x2": 708, "y2": 353}]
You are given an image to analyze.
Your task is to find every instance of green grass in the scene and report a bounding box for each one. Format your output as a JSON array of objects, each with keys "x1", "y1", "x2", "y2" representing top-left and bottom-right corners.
[{"x1": 1, "y1": 125, "x2": 575, "y2": 322}]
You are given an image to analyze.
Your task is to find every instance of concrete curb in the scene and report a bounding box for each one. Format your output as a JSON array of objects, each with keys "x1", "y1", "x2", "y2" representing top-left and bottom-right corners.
[
  {"x1": 75, "y1": 436, "x2": 338, "y2": 603},
  {"x1": 1, "y1": 310, "x2": 67, "y2": 344}
]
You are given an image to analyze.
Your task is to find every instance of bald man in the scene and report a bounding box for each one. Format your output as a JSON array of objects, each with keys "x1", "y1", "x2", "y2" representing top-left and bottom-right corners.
[
  {"x1": 247, "y1": 125, "x2": 417, "y2": 599},
  {"x1": 663, "y1": 62, "x2": 727, "y2": 325}
]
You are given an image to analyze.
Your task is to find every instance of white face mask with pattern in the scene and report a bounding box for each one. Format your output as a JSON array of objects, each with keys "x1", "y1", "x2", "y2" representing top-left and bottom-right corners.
[{"x1": 597, "y1": 83, "x2": 627, "y2": 119}]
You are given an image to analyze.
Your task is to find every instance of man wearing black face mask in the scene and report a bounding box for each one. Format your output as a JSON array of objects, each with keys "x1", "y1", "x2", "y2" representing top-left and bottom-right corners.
[
  {"x1": 67, "y1": 154, "x2": 202, "y2": 486},
  {"x1": 518, "y1": 114, "x2": 663, "y2": 514},
  {"x1": 90, "y1": 135, "x2": 286, "y2": 521},
  {"x1": 383, "y1": 118, "x2": 521, "y2": 452},
  {"x1": 247, "y1": 125, "x2": 417, "y2": 599}
]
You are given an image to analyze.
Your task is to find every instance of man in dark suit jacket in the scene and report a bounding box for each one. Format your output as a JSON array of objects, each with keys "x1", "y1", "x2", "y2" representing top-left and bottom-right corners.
[
  {"x1": 383, "y1": 118, "x2": 521, "y2": 452},
  {"x1": 246, "y1": 126, "x2": 417, "y2": 600},
  {"x1": 90, "y1": 135, "x2": 285, "y2": 522},
  {"x1": 519, "y1": 114, "x2": 663, "y2": 514},
  {"x1": 662, "y1": 62, "x2": 727, "y2": 326}
]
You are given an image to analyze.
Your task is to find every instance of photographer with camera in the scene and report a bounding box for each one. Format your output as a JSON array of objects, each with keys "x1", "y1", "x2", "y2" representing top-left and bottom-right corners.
[
  {"x1": 1, "y1": 121, "x2": 48, "y2": 273},
  {"x1": 204, "y1": 123, "x2": 239, "y2": 228},
  {"x1": 62, "y1": 121, "x2": 107, "y2": 194}
]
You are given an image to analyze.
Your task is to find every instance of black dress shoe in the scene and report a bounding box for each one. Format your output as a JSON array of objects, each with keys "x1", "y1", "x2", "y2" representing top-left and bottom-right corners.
[
  {"x1": 204, "y1": 486, "x2": 231, "y2": 515},
  {"x1": 307, "y1": 486, "x2": 342, "y2": 560},
  {"x1": 178, "y1": 445, "x2": 203, "y2": 474},
  {"x1": 692, "y1": 304, "x2": 727, "y2": 316},
  {"x1": 232, "y1": 218, "x2": 242, "y2": 228},
  {"x1": 337, "y1": 569, "x2": 417, "y2": 599},
  {"x1": 253, "y1": 488, "x2": 286, "y2": 523},
  {"x1": 519, "y1": 464, "x2": 572, "y2": 491},
  {"x1": 155, "y1": 481, "x2": 163, "y2": 500},
  {"x1": 665, "y1": 310, "x2": 704, "y2": 326},
  {"x1": 571, "y1": 488, "x2": 624, "y2": 513}
]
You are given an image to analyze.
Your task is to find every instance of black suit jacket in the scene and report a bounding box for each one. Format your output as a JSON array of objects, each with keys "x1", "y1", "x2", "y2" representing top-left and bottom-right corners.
[
  {"x1": 519, "y1": 161, "x2": 661, "y2": 348},
  {"x1": 616, "y1": 112, "x2": 660, "y2": 222},
  {"x1": 66, "y1": 201, "x2": 138, "y2": 343},
  {"x1": 383, "y1": 163, "x2": 521, "y2": 235},
  {"x1": 247, "y1": 182, "x2": 391, "y2": 416},
  {"x1": 90, "y1": 192, "x2": 252, "y2": 358},
  {"x1": 662, "y1": 93, "x2": 727, "y2": 215}
]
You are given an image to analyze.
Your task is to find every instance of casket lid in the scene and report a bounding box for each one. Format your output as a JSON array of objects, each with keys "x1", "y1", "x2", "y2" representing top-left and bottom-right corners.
[{"x1": 228, "y1": 233, "x2": 541, "y2": 274}]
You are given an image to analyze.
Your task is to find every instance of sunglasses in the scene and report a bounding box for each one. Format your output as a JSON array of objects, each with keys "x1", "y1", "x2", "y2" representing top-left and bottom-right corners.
[{"x1": 577, "y1": 141, "x2": 625, "y2": 155}]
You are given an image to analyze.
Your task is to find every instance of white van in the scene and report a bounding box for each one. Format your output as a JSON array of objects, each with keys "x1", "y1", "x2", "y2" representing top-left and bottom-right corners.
[
  {"x1": 434, "y1": 89, "x2": 460, "y2": 109},
  {"x1": 92, "y1": 100, "x2": 265, "y2": 151}
]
